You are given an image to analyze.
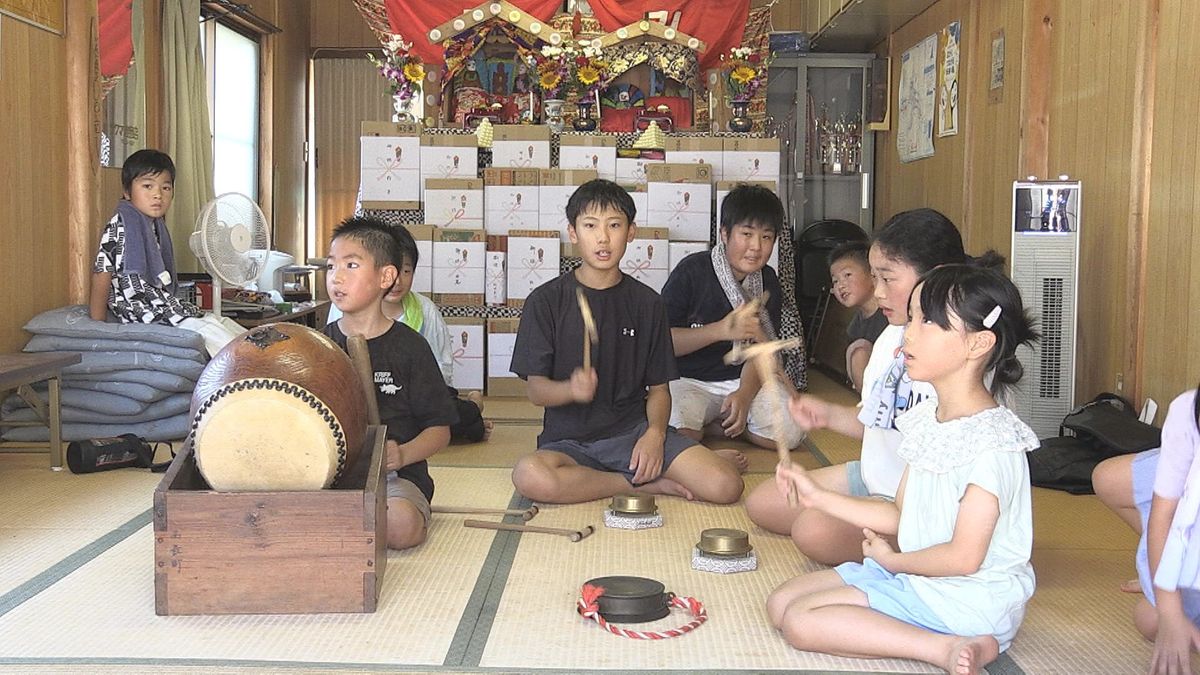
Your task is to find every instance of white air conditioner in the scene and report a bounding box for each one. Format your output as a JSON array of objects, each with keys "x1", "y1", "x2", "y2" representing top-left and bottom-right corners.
[{"x1": 1009, "y1": 179, "x2": 1080, "y2": 439}]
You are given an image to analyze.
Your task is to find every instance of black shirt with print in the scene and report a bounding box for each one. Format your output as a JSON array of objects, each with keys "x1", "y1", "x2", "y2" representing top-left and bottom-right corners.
[
  {"x1": 510, "y1": 272, "x2": 677, "y2": 446},
  {"x1": 324, "y1": 321, "x2": 457, "y2": 501}
]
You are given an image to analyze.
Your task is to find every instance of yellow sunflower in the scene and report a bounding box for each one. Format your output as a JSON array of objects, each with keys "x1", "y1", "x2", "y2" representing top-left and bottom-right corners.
[
  {"x1": 730, "y1": 66, "x2": 757, "y2": 85},
  {"x1": 576, "y1": 65, "x2": 600, "y2": 86},
  {"x1": 403, "y1": 63, "x2": 425, "y2": 83},
  {"x1": 539, "y1": 71, "x2": 561, "y2": 90}
]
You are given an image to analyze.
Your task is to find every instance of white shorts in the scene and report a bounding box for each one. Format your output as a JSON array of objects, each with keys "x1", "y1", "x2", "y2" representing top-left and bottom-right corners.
[{"x1": 668, "y1": 377, "x2": 805, "y2": 449}]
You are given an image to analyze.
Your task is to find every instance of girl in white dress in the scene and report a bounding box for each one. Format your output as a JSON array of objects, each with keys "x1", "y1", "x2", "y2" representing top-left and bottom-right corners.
[{"x1": 767, "y1": 264, "x2": 1039, "y2": 675}]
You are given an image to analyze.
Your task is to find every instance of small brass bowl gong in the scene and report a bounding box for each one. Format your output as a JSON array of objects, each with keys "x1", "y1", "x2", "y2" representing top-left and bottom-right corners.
[
  {"x1": 609, "y1": 493, "x2": 657, "y2": 516},
  {"x1": 696, "y1": 528, "x2": 752, "y2": 557}
]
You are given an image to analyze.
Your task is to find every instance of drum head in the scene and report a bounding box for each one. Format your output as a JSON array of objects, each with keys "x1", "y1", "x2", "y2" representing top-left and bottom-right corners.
[
  {"x1": 193, "y1": 378, "x2": 347, "y2": 491},
  {"x1": 585, "y1": 576, "x2": 670, "y2": 623}
]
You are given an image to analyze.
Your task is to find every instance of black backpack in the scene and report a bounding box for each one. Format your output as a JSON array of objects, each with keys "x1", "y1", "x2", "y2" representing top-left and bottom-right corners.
[{"x1": 1027, "y1": 393, "x2": 1162, "y2": 494}]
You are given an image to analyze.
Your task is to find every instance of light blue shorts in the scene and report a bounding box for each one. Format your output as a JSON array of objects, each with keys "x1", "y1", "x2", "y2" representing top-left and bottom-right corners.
[
  {"x1": 1133, "y1": 449, "x2": 1200, "y2": 624},
  {"x1": 845, "y1": 460, "x2": 870, "y2": 497},
  {"x1": 835, "y1": 557, "x2": 952, "y2": 634}
]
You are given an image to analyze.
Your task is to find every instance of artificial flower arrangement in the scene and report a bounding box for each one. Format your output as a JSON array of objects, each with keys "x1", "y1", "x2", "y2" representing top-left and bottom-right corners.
[
  {"x1": 720, "y1": 46, "x2": 772, "y2": 102},
  {"x1": 535, "y1": 40, "x2": 613, "y2": 102},
  {"x1": 368, "y1": 33, "x2": 426, "y2": 104}
]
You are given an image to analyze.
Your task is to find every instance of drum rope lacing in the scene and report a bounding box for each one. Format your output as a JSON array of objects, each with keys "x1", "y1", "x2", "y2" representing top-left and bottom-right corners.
[
  {"x1": 191, "y1": 378, "x2": 349, "y2": 481},
  {"x1": 576, "y1": 583, "x2": 707, "y2": 639}
]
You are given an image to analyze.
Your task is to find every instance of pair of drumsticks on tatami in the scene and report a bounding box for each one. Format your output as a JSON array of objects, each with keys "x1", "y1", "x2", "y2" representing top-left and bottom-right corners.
[{"x1": 451, "y1": 289, "x2": 600, "y2": 543}]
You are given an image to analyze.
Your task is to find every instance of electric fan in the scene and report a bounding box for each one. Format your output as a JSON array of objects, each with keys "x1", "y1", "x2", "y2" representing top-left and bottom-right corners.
[{"x1": 188, "y1": 192, "x2": 270, "y2": 317}]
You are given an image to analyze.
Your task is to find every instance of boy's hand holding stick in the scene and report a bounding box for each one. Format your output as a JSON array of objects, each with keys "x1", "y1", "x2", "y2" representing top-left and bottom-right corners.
[
  {"x1": 726, "y1": 337, "x2": 801, "y2": 506},
  {"x1": 724, "y1": 293, "x2": 768, "y2": 346}
]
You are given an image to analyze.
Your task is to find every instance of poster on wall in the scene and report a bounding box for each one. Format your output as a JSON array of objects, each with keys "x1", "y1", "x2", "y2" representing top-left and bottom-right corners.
[
  {"x1": 897, "y1": 33, "x2": 937, "y2": 163},
  {"x1": 938, "y1": 21, "x2": 960, "y2": 137},
  {"x1": 989, "y1": 29, "x2": 1006, "y2": 104},
  {"x1": 0, "y1": 0, "x2": 64, "y2": 34}
]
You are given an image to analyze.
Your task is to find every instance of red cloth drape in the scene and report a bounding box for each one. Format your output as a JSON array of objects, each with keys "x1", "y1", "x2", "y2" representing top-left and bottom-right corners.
[
  {"x1": 99, "y1": 0, "x2": 134, "y2": 78},
  {"x1": 584, "y1": 0, "x2": 750, "y2": 70},
  {"x1": 384, "y1": 0, "x2": 750, "y2": 68},
  {"x1": 385, "y1": 0, "x2": 564, "y2": 64}
]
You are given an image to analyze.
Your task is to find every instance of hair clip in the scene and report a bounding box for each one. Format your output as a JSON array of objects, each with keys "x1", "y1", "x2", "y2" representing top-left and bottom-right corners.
[{"x1": 982, "y1": 305, "x2": 1002, "y2": 329}]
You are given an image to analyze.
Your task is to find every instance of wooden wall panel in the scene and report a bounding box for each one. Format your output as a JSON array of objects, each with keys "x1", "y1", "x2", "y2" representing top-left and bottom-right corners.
[
  {"x1": 873, "y1": 0, "x2": 1158, "y2": 404},
  {"x1": 1142, "y1": 0, "x2": 1200, "y2": 407},
  {"x1": 310, "y1": 0, "x2": 380, "y2": 50},
  {"x1": 265, "y1": 0, "x2": 313, "y2": 264},
  {"x1": 757, "y1": 0, "x2": 803, "y2": 31},
  {"x1": 0, "y1": 16, "x2": 69, "y2": 353},
  {"x1": 873, "y1": 0, "x2": 971, "y2": 229},
  {"x1": 312, "y1": 58, "x2": 392, "y2": 258},
  {"x1": 962, "y1": 0, "x2": 1023, "y2": 259},
  {"x1": 1046, "y1": 0, "x2": 1146, "y2": 401}
]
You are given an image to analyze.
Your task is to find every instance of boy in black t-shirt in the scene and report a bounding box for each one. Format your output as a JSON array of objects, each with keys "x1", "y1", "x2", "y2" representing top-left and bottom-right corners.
[
  {"x1": 322, "y1": 216, "x2": 458, "y2": 550},
  {"x1": 660, "y1": 184, "x2": 804, "y2": 454},
  {"x1": 510, "y1": 180, "x2": 743, "y2": 505},
  {"x1": 828, "y1": 241, "x2": 887, "y2": 391}
]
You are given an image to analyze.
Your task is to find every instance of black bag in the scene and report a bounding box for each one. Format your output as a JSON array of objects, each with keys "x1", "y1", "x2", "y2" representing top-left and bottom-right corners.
[
  {"x1": 1027, "y1": 393, "x2": 1161, "y2": 494},
  {"x1": 66, "y1": 434, "x2": 173, "y2": 474}
]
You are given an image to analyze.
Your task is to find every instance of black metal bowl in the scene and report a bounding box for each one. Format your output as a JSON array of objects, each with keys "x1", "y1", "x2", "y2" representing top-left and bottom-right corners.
[{"x1": 585, "y1": 575, "x2": 672, "y2": 623}]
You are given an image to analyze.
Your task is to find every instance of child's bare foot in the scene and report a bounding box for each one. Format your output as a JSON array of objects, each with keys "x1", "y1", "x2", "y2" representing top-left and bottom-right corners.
[
  {"x1": 943, "y1": 636, "x2": 998, "y2": 675},
  {"x1": 466, "y1": 390, "x2": 485, "y2": 414},
  {"x1": 481, "y1": 419, "x2": 494, "y2": 441},
  {"x1": 1119, "y1": 578, "x2": 1141, "y2": 593},
  {"x1": 636, "y1": 476, "x2": 695, "y2": 500},
  {"x1": 715, "y1": 448, "x2": 749, "y2": 474}
]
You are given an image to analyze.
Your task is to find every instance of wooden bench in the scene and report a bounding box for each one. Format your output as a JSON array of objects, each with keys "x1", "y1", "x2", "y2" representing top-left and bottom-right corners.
[{"x1": 0, "y1": 352, "x2": 83, "y2": 469}]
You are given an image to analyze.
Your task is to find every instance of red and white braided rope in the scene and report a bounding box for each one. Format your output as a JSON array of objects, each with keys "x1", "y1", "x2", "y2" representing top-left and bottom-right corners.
[{"x1": 576, "y1": 584, "x2": 707, "y2": 639}]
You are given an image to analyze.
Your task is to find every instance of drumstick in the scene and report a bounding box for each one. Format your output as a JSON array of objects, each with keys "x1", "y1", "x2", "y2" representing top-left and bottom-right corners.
[
  {"x1": 464, "y1": 519, "x2": 595, "y2": 542},
  {"x1": 347, "y1": 335, "x2": 381, "y2": 426},
  {"x1": 433, "y1": 505, "x2": 539, "y2": 521},
  {"x1": 723, "y1": 336, "x2": 801, "y2": 365},
  {"x1": 730, "y1": 338, "x2": 801, "y2": 506},
  {"x1": 576, "y1": 287, "x2": 598, "y2": 371}
]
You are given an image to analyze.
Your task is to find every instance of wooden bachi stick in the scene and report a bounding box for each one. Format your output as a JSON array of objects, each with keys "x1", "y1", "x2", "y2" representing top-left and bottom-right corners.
[
  {"x1": 727, "y1": 337, "x2": 802, "y2": 506},
  {"x1": 464, "y1": 519, "x2": 595, "y2": 542},
  {"x1": 576, "y1": 287, "x2": 598, "y2": 371},
  {"x1": 433, "y1": 505, "x2": 539, "y2": 521},
  {"x1": 347, "y1": 335, "x2": 381, "y2": 426}
]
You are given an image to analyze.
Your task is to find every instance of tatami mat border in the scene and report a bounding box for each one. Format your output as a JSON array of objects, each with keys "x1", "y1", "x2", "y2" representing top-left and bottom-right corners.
[
  {"x1": 443, "y1": 492, "x2": 534, "y2": 667},
  {"x1": 0, "y1": 509, "x2": 151, "y2": 618}
]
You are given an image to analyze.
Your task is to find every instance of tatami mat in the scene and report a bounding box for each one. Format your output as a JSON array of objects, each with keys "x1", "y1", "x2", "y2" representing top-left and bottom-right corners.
[
  {"x1": 0, "y1": 467, "x2": 513, "y2": 668},
  {"x1": 0, "y1": 454, "x2": 160, "y2": 596},
  {"x1": 480, "y1": 474, "x2": 938, "y2": 673},
  {"x1": 1008, "y1": 548, "x2": 1161, "y2": 674},
  {"x1": 476, "y1": 397, "x2": 541, "y2": 422},
  {"x1": 433, "y1": 421, "x2": 538, "y2": 469},
  {"x1": 0, "y1": 369, "x2": 1180, "y2": 674}
]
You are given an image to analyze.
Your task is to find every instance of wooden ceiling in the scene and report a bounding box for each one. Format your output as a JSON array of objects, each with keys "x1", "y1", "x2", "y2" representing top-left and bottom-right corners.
[{"x1": 808, "y1": 0, "x2": 939, "y2": 53}]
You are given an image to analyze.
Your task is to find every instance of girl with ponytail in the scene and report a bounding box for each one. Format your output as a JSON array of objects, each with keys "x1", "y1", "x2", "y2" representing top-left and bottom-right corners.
[
  {"x1": 747, "y1": 208, "x2": 1007, "y2": 565},
  {"x1": 767, "y1": 264, "x2": 1039, "y2": 674}
]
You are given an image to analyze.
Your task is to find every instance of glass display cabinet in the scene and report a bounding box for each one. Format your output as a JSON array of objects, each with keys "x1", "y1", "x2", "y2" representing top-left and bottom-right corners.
[
  {"x1": 768, "y1": 53, "x2": 876, "y2": 234},
  {"x1": 767, "y1": 54, "x2": 877, "y2": 383}
]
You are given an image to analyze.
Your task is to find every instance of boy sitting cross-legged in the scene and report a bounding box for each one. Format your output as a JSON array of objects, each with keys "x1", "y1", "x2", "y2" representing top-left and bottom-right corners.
[
  {"x1": 510, "y1": 179, "x2": 743, "y2": 505},
  {"x1": 322, "y1": 216, "x2": 458, "y2": 550}
]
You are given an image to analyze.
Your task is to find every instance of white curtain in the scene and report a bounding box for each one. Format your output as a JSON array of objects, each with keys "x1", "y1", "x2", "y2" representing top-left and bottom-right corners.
[{"x1": 162, "y1": 0, "x2": 214, "y2": 273}]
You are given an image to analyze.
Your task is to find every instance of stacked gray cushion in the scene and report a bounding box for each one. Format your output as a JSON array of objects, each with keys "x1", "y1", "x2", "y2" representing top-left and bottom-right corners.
[{"x1": 3, "y1": 305, "x2": 206, "y2": 442}]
